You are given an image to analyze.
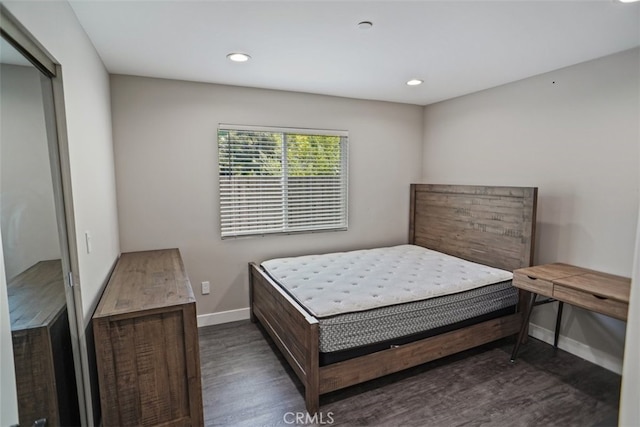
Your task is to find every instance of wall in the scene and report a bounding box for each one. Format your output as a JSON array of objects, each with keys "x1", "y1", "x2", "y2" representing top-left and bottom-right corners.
[
  {"x1": 110, "y1": 75, "x2": 423, "y2": 318},
  {"x1": 619, "y1": 51, "x2": 640, "y2": 422},
  {"x1": 422, "y1": 48, "x2": 640, "y2": 372},
  {"x1": 0, "y1": 231, "x2": 18, "y2": 426},
  {"x1": 3, "y1": 1, "x2": 120, "y2": 322},
  {"x1": 620, "y1": 207, "x2": 640, "y2": 425},
  {"x1": 0, "y1": 64, "x2": 60, "y2": 280}
]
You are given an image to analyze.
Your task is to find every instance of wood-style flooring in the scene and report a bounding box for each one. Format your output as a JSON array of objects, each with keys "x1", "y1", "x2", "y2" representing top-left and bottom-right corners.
[{"x1": 199, "y1": 321, "x2": 621, "y2": 427}]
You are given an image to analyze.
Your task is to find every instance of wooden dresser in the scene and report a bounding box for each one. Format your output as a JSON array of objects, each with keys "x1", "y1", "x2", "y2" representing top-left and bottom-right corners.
[
  {"x1": 8, "y1": 259, "x2": 79, "y2": 427},
  {"x1": 93, "y1": 249, "x2": 203, "y2": 427}
]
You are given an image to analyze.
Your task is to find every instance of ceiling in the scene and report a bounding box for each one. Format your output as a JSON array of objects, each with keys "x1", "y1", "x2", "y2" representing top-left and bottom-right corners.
[{"x1": 68, "y1": 1, "x2": 640, "y2": 106}]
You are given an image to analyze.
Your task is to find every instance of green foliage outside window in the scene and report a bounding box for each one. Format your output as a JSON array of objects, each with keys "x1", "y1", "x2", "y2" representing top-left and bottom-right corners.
[
  {"x1": 218, "y1": 130, "x2": 342, "y2": 177},
  {"x1": 287, "y1": 134, "x2": 341, "y2": 177}
]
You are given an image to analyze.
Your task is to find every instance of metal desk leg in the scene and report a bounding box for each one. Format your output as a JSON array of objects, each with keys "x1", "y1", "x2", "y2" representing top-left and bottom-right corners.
[
  {"x1": 553, "y1": 301, "x2": 564, "y2": 349},
  {"x1": 510, "y1": 292, "x2": 537, "y2": 362}
]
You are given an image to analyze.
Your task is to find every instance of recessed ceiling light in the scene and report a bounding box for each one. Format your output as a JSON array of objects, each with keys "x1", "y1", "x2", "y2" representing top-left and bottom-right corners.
[
  {"x1": 406, "y1": 79, "x2": 423, "y2": 86},
  {"x1": 357, "y1": 21, "x2": 373, "y2": 30},
  {"x1": 618, "y1": 0, "x2": 639, "y2": 3},
  {"x1": 227, "y1": 53, "x2": 251, "y2": 62}
]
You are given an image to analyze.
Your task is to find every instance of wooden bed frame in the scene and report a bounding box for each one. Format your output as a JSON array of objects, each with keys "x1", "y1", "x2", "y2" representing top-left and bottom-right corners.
[{"x1": 249, "y1": 184, "x2": 538, "y2": 413}]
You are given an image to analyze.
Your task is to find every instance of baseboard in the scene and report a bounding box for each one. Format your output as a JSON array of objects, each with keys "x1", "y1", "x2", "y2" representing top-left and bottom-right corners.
[
  {"x1": 197, "y1": 308, "x2": 251, "y2": 328},
  {"x1": 528, "y1": 323, "x2": 623, "y2": 374}
]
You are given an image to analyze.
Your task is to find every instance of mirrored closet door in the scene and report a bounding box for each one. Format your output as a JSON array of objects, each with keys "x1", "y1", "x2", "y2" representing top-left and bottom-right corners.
[{"x1": 1, "y1": 21, "x2": 82, "y2": 427}]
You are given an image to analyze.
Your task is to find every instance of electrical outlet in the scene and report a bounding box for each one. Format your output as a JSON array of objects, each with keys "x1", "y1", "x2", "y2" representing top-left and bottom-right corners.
[{"x1": 201, "y1": 281, "x2": 210, "y2": 295}]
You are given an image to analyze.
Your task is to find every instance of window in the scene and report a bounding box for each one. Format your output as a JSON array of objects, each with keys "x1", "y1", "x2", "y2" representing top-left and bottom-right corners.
[{"x1": 218, "y1": 125, "x2": 348, "y2": 238}]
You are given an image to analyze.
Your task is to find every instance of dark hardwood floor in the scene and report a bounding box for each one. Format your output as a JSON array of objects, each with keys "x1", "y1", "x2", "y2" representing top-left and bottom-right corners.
[{"x1": 199, "y1": 321, "x2": 621, "y2": 427}]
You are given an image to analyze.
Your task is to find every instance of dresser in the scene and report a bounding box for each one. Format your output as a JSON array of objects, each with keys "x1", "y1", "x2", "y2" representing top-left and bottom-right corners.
[
  {"x1": 510, "y1": 262, "x2": 630, "y2": 360},
  {"x1": 8, "y1": 260, "x2": 79, "y2": 427},
  {"x1": 93, "y1": 249, "x2": 203, "y2": 427}
]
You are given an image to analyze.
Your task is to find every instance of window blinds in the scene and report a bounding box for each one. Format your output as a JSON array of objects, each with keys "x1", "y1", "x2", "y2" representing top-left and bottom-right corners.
[{"x1": 218, "y1": 125, "x2": 348, "y2": 238}]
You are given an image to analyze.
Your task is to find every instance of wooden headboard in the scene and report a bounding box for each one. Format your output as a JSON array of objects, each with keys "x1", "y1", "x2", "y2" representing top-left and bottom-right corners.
[{"x1": 409, "y1": 184, "x2": 538, "y2": 272}]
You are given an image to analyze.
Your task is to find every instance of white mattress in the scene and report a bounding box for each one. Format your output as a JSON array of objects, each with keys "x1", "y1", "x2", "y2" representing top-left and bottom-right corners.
[{"x1": 261, "y1": 244, "x2": 513, "y2": 318}]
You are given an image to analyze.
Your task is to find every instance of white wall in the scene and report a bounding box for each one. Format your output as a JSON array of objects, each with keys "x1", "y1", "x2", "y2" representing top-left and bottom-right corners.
[
  {"x1": 0, "y1": 64, "x2": 60, "y2": 280},
  {"x1": 620, "y1": 209, "x2": 640, "y2": 425},
  {"x1": 110, "y1": 75, "x2": 423, "y2": 316},
  {"x1": 619, "y1": 50, "x2": 640, "y2": 424},
  {"x1": 422, "y1": 48, "x2": 640, "y2": 372},
  {"x1": 0, "y1": 230, "x2": 18, "y2": 427},
  {"x1": 3, "y1": 1, "x2": 120, "y2": 322}
]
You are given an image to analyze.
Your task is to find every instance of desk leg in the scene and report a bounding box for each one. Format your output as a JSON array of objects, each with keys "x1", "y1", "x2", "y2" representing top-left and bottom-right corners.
[
  {"x1": 553, "y1": 301, "x2": 564, "y2": 349},
  {"x1": 510, "y1": 292, "x2": 537, "y2": 362}
]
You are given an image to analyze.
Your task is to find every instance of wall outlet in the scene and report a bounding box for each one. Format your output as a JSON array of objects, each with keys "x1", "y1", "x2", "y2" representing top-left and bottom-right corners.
[{"x1": 201, "y1": 281, "x2": 210, "y2": 295}]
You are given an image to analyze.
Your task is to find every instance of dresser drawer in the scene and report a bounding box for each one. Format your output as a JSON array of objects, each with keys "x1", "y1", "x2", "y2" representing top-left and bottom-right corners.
[
  {"x1": 553, "y1": 285, "x2": 628, "y2": 321},
  {"x1": 513, "y1": 272, "x2": 553, "y2": 295}
]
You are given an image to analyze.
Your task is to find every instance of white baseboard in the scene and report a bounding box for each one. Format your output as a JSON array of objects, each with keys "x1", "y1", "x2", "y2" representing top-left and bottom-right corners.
[
  {"x1": 197, "y1": 308, "x2": 251, "y2": 328},
  {"x1": 528, "y1": 323, "x2": 623, "y2": 374}
]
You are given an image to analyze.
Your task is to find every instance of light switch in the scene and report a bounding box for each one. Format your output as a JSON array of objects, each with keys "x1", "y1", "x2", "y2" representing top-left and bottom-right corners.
[{"x1": 85, "y1": 231, "x2": 92, "y2": 254}]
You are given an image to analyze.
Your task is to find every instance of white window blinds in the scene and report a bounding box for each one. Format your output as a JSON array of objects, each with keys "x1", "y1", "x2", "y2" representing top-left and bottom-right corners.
[{"x1": 218, "y1": 125, "x2": 348, "y2": 238}]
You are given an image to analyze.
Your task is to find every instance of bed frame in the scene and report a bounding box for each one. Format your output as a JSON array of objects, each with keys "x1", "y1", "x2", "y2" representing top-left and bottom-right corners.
[{"x1": 249, "y1": 184, "x2": 538, "y2": 413}]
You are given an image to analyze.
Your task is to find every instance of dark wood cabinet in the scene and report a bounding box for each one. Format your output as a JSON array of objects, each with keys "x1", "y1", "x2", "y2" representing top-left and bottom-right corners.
[
  {"x1": 8, "y1": 260, "x2": 79, "y2": 427},
  {"x1": 93, "y1": 249, "x2": 203, "y2": 427}
]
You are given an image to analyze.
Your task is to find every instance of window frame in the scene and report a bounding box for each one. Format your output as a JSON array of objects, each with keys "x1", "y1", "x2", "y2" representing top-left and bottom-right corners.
[{"x1": 218, "y1": 124, "x2": 349, "y2": 239}]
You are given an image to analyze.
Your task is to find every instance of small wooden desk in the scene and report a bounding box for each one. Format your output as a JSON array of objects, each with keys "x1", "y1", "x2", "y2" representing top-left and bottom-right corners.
[{"x1": 510, "y1": 263, "x2": 631, "y2": 361}]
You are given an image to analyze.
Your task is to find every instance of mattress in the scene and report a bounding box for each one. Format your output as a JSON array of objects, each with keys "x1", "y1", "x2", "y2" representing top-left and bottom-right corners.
[{"x1": 261, "y1": 244, "x2": 517, "y2": 354}]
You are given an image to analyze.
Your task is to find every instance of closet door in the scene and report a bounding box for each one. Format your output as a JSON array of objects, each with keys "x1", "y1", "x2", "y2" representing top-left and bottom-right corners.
[{"x1": 0, "y1": 9, "x2": 84, "y2": 427}]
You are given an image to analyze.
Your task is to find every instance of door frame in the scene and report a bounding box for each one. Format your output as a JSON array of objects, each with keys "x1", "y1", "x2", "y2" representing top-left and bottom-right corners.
[{"x1": 1, "y1": 6, "x2": 89, "y2": 426}]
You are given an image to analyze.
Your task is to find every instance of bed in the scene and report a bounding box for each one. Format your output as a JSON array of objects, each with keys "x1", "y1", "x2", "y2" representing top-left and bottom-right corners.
[{"x1": 249, "y1": 184, "x2": 538, "y2": 413}]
